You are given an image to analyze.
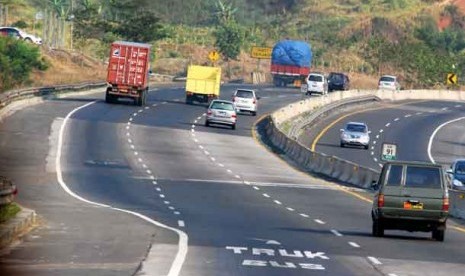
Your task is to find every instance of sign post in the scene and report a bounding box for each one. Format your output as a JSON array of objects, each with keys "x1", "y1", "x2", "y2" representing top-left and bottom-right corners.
[
  {"x1": 208, "y1": 50, "x2": 220, "y2": 66},
  {"x1": 381, "y1": 143, "x2": 397, "y2": 161}
]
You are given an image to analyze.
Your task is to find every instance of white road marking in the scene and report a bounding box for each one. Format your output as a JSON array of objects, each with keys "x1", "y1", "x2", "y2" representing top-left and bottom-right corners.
[
  {"x1": 441, "y1": 107, "x2": 448, "y2": 111},
  {"x1": 133, "y1": 113, "x2": 138, "y2": 116},
  {"x1": 330, "y1": 229, "x2": 343, "y2": 237},
  {"x1": 227, "y1": 169, "x2": 233, "y2": 174},
  {"x1": 178, "y1": 220, "x2": 185, "y2": 227},
  {"x1": 394, "y1": 118, "x2": 400, "y2": 121},
  {"x1": 164, "y1": 201, "x2": 170, "y2": 205},
  {"x1": 169, "y1": 206, "x2": 175, "y2": 210},
  {"x1": 371, "y1": 146, "x2": 374, "y2": 150},
  {"x1": 373, "y1": 141, "x2": 377, "y2": 145},
  {"x1": 191, "y1": 125, "x2": 195, "y2": 128},
  {"x1": 145, "y1": 106, "x2": 149, "y2": 110},
  {"x1": 244, "y1": 181, "x2": 251, "y2": 185},
  {"x1": 263, "y1": 193, "x2": 270, "y2": 198},
  {"x1": 152, "y1": 104, "x2": 157, "y2": 107},
  {"x1": 428, "y1": 116, "x2": 465, "y2": 163},
  {"x1": 367, "y1": 256, "x2": 382, "y2": 265},
  {"x1": 404, "y1": 114, "x2": 411, "y2": 118},
  {"x1": 348, "y1": 242, "x2": 360, "y2": 248},
  {"x1": 138, "y1": 109, "x2": 143, "y2": 113},
  {"x1": 152, "y1": 181, "x2": 157, "y2": 185},
  {"x1": 130, "y1": 145, "x2": 135, "y2": 149},
  {"x1": 138, "y1": 158, "x2": 143, "y2": 162},
  {"x1": 253, "y1": 186, "x2": 260, "y2": 190},
  {"x1": 388, "y1": 274, "x2": 399, "y2": 276},
  {"x1": 134, "y1": 152, "x2": 138, "y2": 156},
  {"x1": 274, "y1": 200, "x2": 282, "y2": 205},
  {"x1": 286, "y1": 207, "x2": 295, "y2": 211},
  {"x1": 129, "y1": 118, "x2": 133, "y2": 122},
  {"x1": 235, "y1": 175, "x2": 241, "y2": 179},
  {"x1": 416, "y1": 112, "x2": 423, "y2": 115},
  {"x1": 162, "y1": 101, "x2": 168, "y2": 104},
  {"x1": 376, "y1": 135, "x2": 380, "y2": 139},
  {"x1": 379, "y1": 163, "x2": 383, "y2": 168},
  {"x1": 150, "y1": 176, "x2": 155, "y2": 180},
  {"x1": 174, "y1": 211, "x2": 181, "y2": 215},
  {"x1": 191, "y1": 129, "x2": 194, "y2": 133},
  {"x1": 371, "y1": 152, "x2": 374, "y2": 156},
  {"x1": 374, "y1": 158, "x2": 378, "y2": 162},
  {"x1": 160, "y1": 194, "x2": 165, "y2": 198},
  {"x1": 219, "y1": 163, "x2": 225, "y2": 167},
  {"x1": 199, "y1": 145, "x2": 204, "y2": 150},
  {"x1": 210, "y1": 157, "x2": 216, "y2": 162},
  {"x1": 127, "y1": 122, "x2": 131, "y2": 125},
  {"x1": 455, "y1": 105, "x2": 462, "y2": 108},
  {"x1": 300, "y1": 214, "x2": 309, "y2": 218},
  {"x1": 193, "y1": 120, "x2": 197, "y2": 124},
  {"x1": 56, "y1": 101, "x2": 187, "y2": 276},
  {"x1": 126, "y1": 126, "x2": 130, "y2": 130},
  {"x1": 126, "y1": 132, "x2": 130, "y2": 137},
  {"x1": 204, "y1": 151, "x2": 210, "y2": 155},
  {"x1": 197, "y1": 116, "x2": 202, "y2": 120},
  {"x1": 379, "y1": 129, "x2": 384, "y2": 133},
  {"x1": 314, "y1": 219, "x2": 325, "y2": 225},
  {"x1": 194, "y1": 139, "x2": 199, "y2": 143},
  {"x1": 156, "y1": 188, "x2": 161, "y2": 192},
  {"x1": 385, "y1": 123, "x2": 390, "y2": 127},
  {"x1": 128, "y1": 139, "x2": 132, "y2": 143},
  {"x1": 142, "y1": 164, "x2": 147, "y2": 169}
]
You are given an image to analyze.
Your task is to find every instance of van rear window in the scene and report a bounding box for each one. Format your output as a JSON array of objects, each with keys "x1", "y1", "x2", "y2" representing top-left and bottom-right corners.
[
  {"x1": 405, "y1": 166, "x2": 442, "y2": 189},
  {"x1": 386, "y1": 165, "x2": 402, "y2": 186}
]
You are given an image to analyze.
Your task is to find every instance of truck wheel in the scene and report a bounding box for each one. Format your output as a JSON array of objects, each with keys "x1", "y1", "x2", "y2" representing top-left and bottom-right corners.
[
  {"x1": 372, "y1": 219, "x2": 384, "y2": 237},
  {"x1": 432, "y1": 228, "x2": 445, "y2": 242},
  {"x1": 105, "y1": 89, "x2": 114, "y2": 104},
  {"x1": 186, "y1": 96, "x2": 192, "y2": 105},
  {"x1": 136, "y1": 90, "x2": 144, "y2": 106}
]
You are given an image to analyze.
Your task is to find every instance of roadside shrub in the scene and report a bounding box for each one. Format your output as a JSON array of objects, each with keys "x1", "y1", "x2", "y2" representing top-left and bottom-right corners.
[{"x1": 0, "y1": 37, "x2": 48, "y2": 91}]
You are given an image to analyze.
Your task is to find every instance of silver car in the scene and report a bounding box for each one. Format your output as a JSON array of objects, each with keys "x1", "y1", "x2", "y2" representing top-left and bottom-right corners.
[
  {"x1": 205, "y1": 100, "x2": 237, "y2": 130},
  {"x1": 340, "y1": 122, "x2": 370, "y2": 149},
  {"x1": 378, "y1": 75, "x2": 400, "y2": 91},
  {"x1": 446, "y1": 159, "x2": 465, "y2": 190},
  {"x1": 233, "y1": 89, "x2": 258, "y2": 116}
]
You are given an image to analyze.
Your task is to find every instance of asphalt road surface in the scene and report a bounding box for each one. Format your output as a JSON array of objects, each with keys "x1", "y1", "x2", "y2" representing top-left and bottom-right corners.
[{"x1": 1, "y1": 86, "x2": 464, "y2": 276}]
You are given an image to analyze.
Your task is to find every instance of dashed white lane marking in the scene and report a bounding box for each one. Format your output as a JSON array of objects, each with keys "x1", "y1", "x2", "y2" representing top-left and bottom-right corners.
[
  {"x1": 194, "y1": 139, "x2": 199, "y2": 143},
  {"x1": 138, "y1": 158, "x2": 143, "y2": 162},
  {"x1": 169, "y1": 206, "x2": 176, "y2": 210},
  {"x1": 385, "y1": 123, "x2": 390, "y2": 127},
  {"x1": 219, "y1": 163, "x2": 225, "y2": 167},
  {"x1": 274, "y1": 200, "x2": 282, "y2": 205},
  {"x1": 199, "y1": 145, "x2": 204, "y2": 150},
  {"x1": 371, "y1": 146, "x2": 374, "y2": 150},
  {"x1": 235, "y1": 175, "x2": 241, "y2": 179},
  {"x1": 416, "y1": 112, "x2": 423, "y2": 115},
  {"x1": 210, "y1": 157, "x2": 216, "y2": 162},
  {"x1": 331, "y1": 229, "x2": 343, "y2": 237},
  {"x1": 378, "y1": 163, "x2": 383, "y2": 168},
  {"x1": 441, "y1": 107, "x2": 448, "y2": 111},
  {"x1": 404, "y1": 114, "x2": 411, "y2": 118},
  {"x1": 134, "y1": 152, "x2": 139, "y2": 156},
  {"x1": 57, "y1": 101, "x2": 188, "y2": 276},
  {"x1": 197, "y1": 116, "x2": 202, "y2": 120},
  {"x1": 178, "y1": 220, "x2": 185, "y2": 227},
  {"x1": 152, "y1": 104, "x2": 157, "y2": 107},
  {"x1": 191, "y1": 124, "x2": 195, "y2": 128},
  {"x1": 127, "y1": 122, "x2": 131, "y2": 125},
  {"x1": 349, "y1": 242, "x2": 360, "y2": 248},
  {"x1": 314, "y1": 219, "x2": 326, "y2": 225},
  {"x1": 379, "y1": 129, "x2": 384, "y2": 133},
  {"x1": 149, "y1": 176, "x2": 155, "y2": 180},
  {"x1": 388, "y1": 274, "x2": 399, "y2": 276},
  {"x1": 160, "y1": 194, "x2": 166, "y2": 198},
  {"x1": 138, "y1": 109, "x2": 143, "y2": 113},
  {"x1": 145, "y1": 106, "x2": 149, "y2": 110},
  {"x1": 164, "y1": 201, "x2": 170, "y2": 205},
  {"x1": 367, "y1": 256, "x2": 382, "y2": 265},
  {"x1": 162, "y1": 101, "x2": 168, "y2": 104},
  {"x1": 130, "y1": 145, "x2": 135, "y2": 149},
  {"x1": 204, "y1": 151, "x2": 210, "y2": 155},
  {"x1": 253, "y1": 186, "x2": 260, "y2": 190},
  {"x1": 227, "y1": 169, "x2": 233, "y2": 174},
  {"x1": 126, "y1": 126, "x2": 130, "y2": 130},
  {"x1": 152, "y1": 181, "x2": 157, "y2": 185},
  {"x1": 455, "y1": 104, "x2": 462, "y2": 108},
  {"x1": 128, "y1": 139, "x2": 132, "y2": 143},
  {"x1": 394, "y1": 118, "x2": 400, "y2": 121},
  {"x1": 129, "y1": 118, "x2": 133, "y2": 122},
  {"x1": 133, "y1": 112, "x2": 138, "y2": 116},
  {"x1": 376, "y1": 135, "x2": 380, "y2": 139},
  {"x1": 126, "y1": 132, "x2": 130, "y2": 137},
  {"x1": 374, "y1": 158, "x2": 378, "y2": 162},
  {"x1": 142, "y1": 164, "x2": 147, "y2": 169},
  {"x1": 300, "y1": 213, "x2": 309, "y2": 218},
  {"x1": 174, "y1": 211, "x2": 181, "y2": 215},
  {"x1": 287, "y1": 207, "x2": 295, "y2": 212},
  {"x1": 244, "y1": 181, "x2": 251, "y2": 185},
  {"x1": 373, "y1": 141, "x2": 377, "y2": 145},
  {"x1": 191, "y1": 129, "x2": 195, "y2": 133},
  {"x1": 156, "y1": 188, "x2": 161, "y2": 192},
  {"x1": 263, "y1": 193, "x2": 270, "y2": 198},
  {"x1": 371, "y1": 152, "x2": 374, "y2": 156}
]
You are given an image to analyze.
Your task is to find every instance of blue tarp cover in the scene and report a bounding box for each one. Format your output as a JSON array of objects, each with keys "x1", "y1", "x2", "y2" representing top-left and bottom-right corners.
[{"x1": 271, "y1": 40, "x2": 312, "y2": 67}]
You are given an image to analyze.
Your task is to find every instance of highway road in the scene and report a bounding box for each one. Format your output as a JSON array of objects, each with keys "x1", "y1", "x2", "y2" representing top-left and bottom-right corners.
[{"x1": 0, "y1": 86, "x2": 464, "y2": 276}]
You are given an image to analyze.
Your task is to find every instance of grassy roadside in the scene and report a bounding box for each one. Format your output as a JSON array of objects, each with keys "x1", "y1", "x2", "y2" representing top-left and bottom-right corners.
[{"x1": 0, "y1": 203, "x2": 21, "y2": 224}]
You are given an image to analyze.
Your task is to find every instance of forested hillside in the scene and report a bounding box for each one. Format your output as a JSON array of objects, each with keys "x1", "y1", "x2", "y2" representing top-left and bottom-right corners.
[{"x1": 4, "y1": 0, "x2": 465, "y2": 88}]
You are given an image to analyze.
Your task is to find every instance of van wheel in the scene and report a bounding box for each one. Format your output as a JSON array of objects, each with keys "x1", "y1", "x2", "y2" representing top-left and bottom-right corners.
[
  {"x1": 231, "y1": 124, "x2": 236, "y2": 130},
  {"x1": 432, "y1": 228, "x2": 445, "y2": 242},
  {"x1": 340, "y1": 142, "x2": 345, "y2": 148},
  {"x1": 372, "y1": 219, "x2": 384, "y2": 237},
  {"x1": 251, "y1": 111, "x2": 257, "y2": 116},
  {"x1": 205, "y1": 120, "x2": 210, "y2": 127}
]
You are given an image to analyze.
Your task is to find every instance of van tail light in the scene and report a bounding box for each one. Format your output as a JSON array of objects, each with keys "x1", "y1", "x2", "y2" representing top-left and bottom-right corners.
[
  {"x1": 253, "y1": 98, "x2": 256, "y2": 104},
  {"x1": 207, "y1": 110, "x2": 212, "y2": 116},
  {"x1": 442, "y1": 197, "x2": 449, "y2": 211},
  {"x1": 232, "y1": 114, "x2": 237, "y2": 118},
  {"x1": 378, "y1": 194, "x2": 384, "y2": 208},
  {"x1": 233, "y1": 97, "x2": 236, "y2": 102}
]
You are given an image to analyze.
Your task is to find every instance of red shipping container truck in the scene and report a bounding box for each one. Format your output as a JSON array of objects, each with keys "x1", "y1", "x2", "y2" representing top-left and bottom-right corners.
[{"x1": 106, "y1": 41, "x2": 151, "y2": 106}]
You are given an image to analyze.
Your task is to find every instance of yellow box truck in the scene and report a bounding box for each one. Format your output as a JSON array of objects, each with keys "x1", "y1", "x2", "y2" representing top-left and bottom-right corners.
[{"x1": 185, "y1": 65, "x2": 221, "y2": 104}]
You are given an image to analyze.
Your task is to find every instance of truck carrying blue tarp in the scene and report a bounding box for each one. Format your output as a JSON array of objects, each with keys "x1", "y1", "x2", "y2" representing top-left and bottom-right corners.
[{"x1": 271, "y1": 40, "x2": 312, "y2": 67}]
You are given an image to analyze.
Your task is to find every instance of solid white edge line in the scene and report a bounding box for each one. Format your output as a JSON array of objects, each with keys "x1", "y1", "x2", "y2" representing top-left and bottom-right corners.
[
  {"x1": 428, "y1": 116, "x2": 465, "y2": 163},
  {"x1": 56, "y1": 101, "x2": 188, "y2": 276},
  {"x1": 367, "y1": 256, "x2": 382, "y2": 265}
]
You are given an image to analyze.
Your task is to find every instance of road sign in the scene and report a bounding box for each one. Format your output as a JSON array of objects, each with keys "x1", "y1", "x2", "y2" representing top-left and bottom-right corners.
[
  {"x1": 208, "y1": 50, "x2": 220, "y2": 62},
  {"x1": 251, "y1": 46, "x2": 272, "y2": 59},
  {"x1": 381, "y1": 143, "x2": 397, "y2": 161},
  {"x1": 447, "y1": 73, "x2": 458, "y2": 85}
]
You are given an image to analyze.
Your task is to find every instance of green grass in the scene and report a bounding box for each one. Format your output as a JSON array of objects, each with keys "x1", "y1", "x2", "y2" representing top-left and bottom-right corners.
[{"x1": 0, "y1": 203, "x2": 21, "y2": 224}]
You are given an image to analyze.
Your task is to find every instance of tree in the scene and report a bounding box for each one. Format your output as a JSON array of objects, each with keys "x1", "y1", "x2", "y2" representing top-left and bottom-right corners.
[{"x1": 116, "y1": 11, "x2": 168, "y2": 43}]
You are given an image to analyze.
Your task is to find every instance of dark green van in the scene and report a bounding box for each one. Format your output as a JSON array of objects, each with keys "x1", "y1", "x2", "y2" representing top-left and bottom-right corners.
[{"x1": 372, "y1": 161, "x2": 449, "y2": 241}]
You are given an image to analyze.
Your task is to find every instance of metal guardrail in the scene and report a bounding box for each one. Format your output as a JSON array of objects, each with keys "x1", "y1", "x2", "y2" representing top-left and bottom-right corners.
[{"x1": 0, "y1": 81, "x2": 107, "y2": 206}]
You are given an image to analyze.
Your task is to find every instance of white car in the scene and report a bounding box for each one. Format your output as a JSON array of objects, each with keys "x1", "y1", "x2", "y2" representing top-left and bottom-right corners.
[
  {"x1": 306, "y1": 73, "x2": 328, "y2": 95},
  {"x1": 340, "y1": 122, "x2": 370, "y2": 149},
  {"x1": 232, "y1": 89, "x2": 259, "y2": 116},
  {"x1": 205, "y1": 100, "x2": 237, "y2": 130},
  {"x1": 378, "y1": 75, "x2": 400, "y2": 90},
  {"x1": 0, "y1": 27, "x2": 42, "y2": 44}
]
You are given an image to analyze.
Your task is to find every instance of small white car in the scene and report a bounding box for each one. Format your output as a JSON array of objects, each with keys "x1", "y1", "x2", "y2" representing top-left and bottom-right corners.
[
  {"x1": 340, "y1": 122, "x2": 370, "y2": 149},
  {"x1": 205, "y1": 100, "x2": 237, "y2": 130},
  {"x1": 232, "y1": 89, "x2": 259, "y2": 116},
  {"x1": 0, "y1": 27, "x2": 42, "y2": 44},
  {"x1": 306, "y1": 73, "x2": 328, "y2": 95},
  {"x1": 378, "y1": 75, "x2": 400, "y2": 91}
]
